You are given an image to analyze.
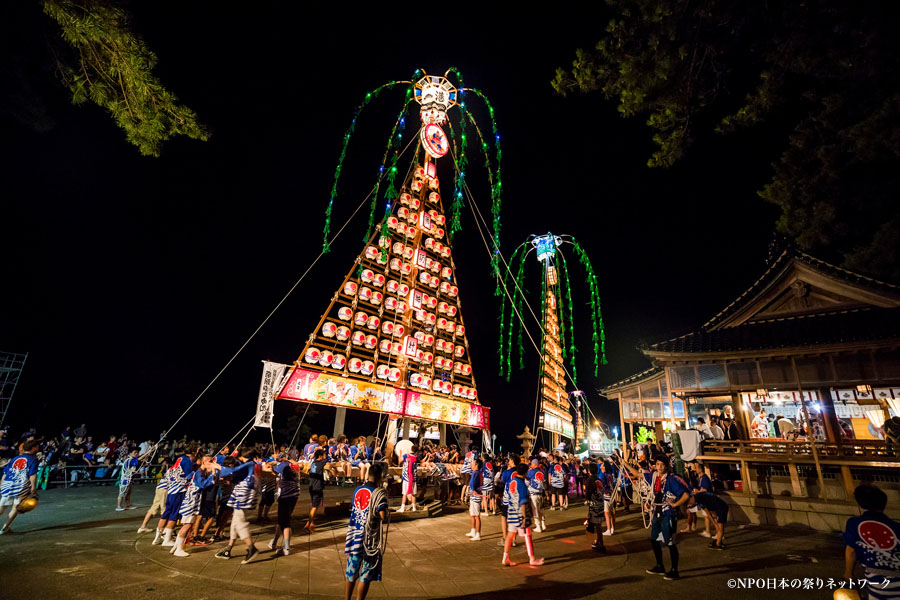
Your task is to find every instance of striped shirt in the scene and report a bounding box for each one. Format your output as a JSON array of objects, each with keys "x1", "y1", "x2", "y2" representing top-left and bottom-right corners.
[
  {"x1": 345, "y1": 484, "x2": 388, "y2": 556},
  {"x1": 166, "y1": 455, "x2": 195, "y2": 495},
  {"x1": 273, "y1": 461, "x2": 300, "y2": 499},
  {"x1": 223, "y1": 461, "x2": 258, "y2": 510},
  {"x1": 156, "y1": 469, "x2": 171, "y2": 490},
  {"x1": 1, "y1": 454, "x2": 38, "y2": 499},
  {"x1": 180, "y1": 471, "x2": 217, "y2": 517},
  {"x1": 504, "y1": 477, "x2": 529, "y2": 528}
]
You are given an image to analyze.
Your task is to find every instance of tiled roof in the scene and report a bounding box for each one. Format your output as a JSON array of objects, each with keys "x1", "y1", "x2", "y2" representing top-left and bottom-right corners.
[
  {"x1": 646, "y1": 307, "x2": 900, "y2": 355},
  {"x1": 602, "y1": 366, "x2": 663, "y2": 392},
  {"x1": 702, "y1": 248, "x2": 900, "y2": 330}
]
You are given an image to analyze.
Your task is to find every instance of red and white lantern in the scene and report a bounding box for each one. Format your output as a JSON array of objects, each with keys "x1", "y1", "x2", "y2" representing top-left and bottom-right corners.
[
  {"x1": 437, "y1": 301, "x2": 449, "y2": 314},
  {"x1": 445, "y1": 342, "x2": 455, "y2": 355},
  {"x1": 376, "y1": 365, "x2": 390, "y2": 380},
  {"x1": 463, "y1": 364, "x2": 472, "y2": 376},
  {"x1": 397, "y1": 207, "x2": 409, "y2": 221},
  {"x1": 398, "y1": 283, "x2": 410, "y2": 297},
  {"x1": 349, "y1": 357, "x2": 362, "y2": 373},
  {"x1": 429, "y1": 276, "x2": 439, "y2": 288},
  {"x1": 336, "y1": 325, "x2": 351, "y2": 341},
  {"x1": 424, "y1": 237, "x2": 435, "y2": 250},
  {"x1": 410, "y1": 180, "x2": 423, "y2": 192},
  {"x1": 379, "y1": 339, "x2": 392, "y2": 353},
  {"x1": 319, "y1": 351, "x2": 334, "y2": 367},
  {"x1": 449, "y1": 285, "x2": 459, "y2": 297},
  {"x1": 354, "y1": 311, "x2": 368, "y2": 326},
  {"x1": 437, "y1": 317, "x2": 448, "y2": 330},
  {"x1": 366, "y1": 316, "x2": 379, "y2": 330},
  {"x1": 432, "y1": 380, "x2": 443, "y2": 393},
  {"x1": 406, "y1": 210, "x2": 418, "y2": 225},
  {"x1": 378, "y1": 236, "x2": 390, "y2": 248},
  {"x1": 446, "y1": 322, "x2": 456, "y2": 334},
  {"x1": 426, "y1": 312, "x2": 437, "y2": 326},
  {"x1": 389, "y1": 258, "x2": 402, "y2": 271},
  {"x1": 361, "y1": 361, "x2": 375, "y2": 376},
  {"x1": 423, "y1": 352, "x2": 434, "y2": 364},
  {"x1": 422, "y1": 376, "x2": 432, "y2": 389},
  {"x1": 410, "y1": 373, "x2": 423, "y2": 388},
  {"x1": 344, "y1": 281, "x2": 358, "y2": 296},
  {"x1": 391, "y1": 342, "x2": 402, "y2": 356},
  {"x1": 397, "y1": 301, "x2": 409, "y2": 313},
  {"x1": 403, "y1": 246, "x2": 415, "y2": 260},
  {"x1": 399, "y1": 192, "x2": 412, "y2": 205},
  {"x1": 424, "y1": 333, "x2": 435, "y2": 346},
  {"x1": 435, "y1": 227, "x2": 445, "y2": 240},
  {"x1": 457, "y1": 325, "x2": 465, "y2": 337},
  {"x1": 455, "y1": 345, "x2": 465, "y2": 357},
  {"x1": 453, "y1": 384, "x2": 464, "y2": 397},
  {"x1": 384, "y1": 297, "x2": 397, "y2": 311},
  {"x1": 322, "y1": 322, "x2": 337, "y2": 337},
  {"x1": 414, "y1": 331, "x2": 425, "y2": 344},
  {"x1": 376, "y1": 252, "x2": 388, "y2": 265},
  {"x1": 419, "y1": 271, "x2": 431, "y2": 285},
  {"x1": 409, "y1": 197, "x2": 420, "y2": 210},
  {"x1": 392, "y1": 242, "x2": 405, "y2": 255},
  {"x1": 360, "y1": 269, "x2": 374, "y2": 283},
  {"x1": 370, "y1": 291, "x2": 383, "y2": 305},
  {"x1": 381, "y1": 321, "x2": 394, "y2": 335},
  {"x1": 365, "y1": 334, "x2": 377, "y2": 349},
  {"x1": 387, "y1": 216, "x2": 399, "y2": 230},
  {"x1": 304, "y1": 347, "x2": 321, "y2": 364},
  {"x1": 332, "y1": 354, "x2": 346, "y2": 369},
  {"x1": 359, "y1": 287, "x2": 372, "y2": 301},
  {"x1": 442, "y1": 267, "x2": 452, "y2": 280},
  {"x1": 365, "y1": 246, "x2": 379, "y2": 260},
  {"x1": 394, "y1": 324, "x2": 405, "y2": 337},
  {"x1": 388, "y1": 367, "x2": 401, "y2": 382},
  {"x1": 416, "y1": 349, "x2": 425, "y2": 362},
  {"x1": 433, "y1": 242, "x2": 444, "y2": 256},
  {"x1": 401, "y1": 262, "x2": 413, "y2": 276},
  {"x1": 352, "y1": 331, "x2": 366, "y2": 346},
  {"x1": 429, "y1": 191, "x2": 440, "y2": 203},
  {"x1": 435, "y1": 339, "x2": 446, "y2": 353},
  {"x1": 373, "y1": 274, "x2": 385, "y2": 287},
  {"x1": 386, "y1": 280, "x2": 399, "y2": 294},
  {"x1": 440, "y1": 281, "x2": 451, "y2": 294},
  {"x1": 414, "y1": 166, "x2": 426, "y2": 180}
]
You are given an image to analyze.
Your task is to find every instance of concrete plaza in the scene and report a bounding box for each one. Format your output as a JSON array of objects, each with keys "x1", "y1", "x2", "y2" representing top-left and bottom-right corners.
[{"x1": 0, "y1": 484, "x2": 847, "y2": 599}]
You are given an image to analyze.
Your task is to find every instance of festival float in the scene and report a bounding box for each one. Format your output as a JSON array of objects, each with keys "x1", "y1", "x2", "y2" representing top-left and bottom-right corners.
[
  {"x1": 271, "y1": 69, "x2": 504, "y2": 452},
  {"x1": 498, "y1": 233, "x2": 607, "y2": 450}
]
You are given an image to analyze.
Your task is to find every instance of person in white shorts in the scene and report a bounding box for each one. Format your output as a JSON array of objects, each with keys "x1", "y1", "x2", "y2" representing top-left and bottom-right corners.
[{"x1": 465, "y1": 457, "x2": 484, "y2": 541}]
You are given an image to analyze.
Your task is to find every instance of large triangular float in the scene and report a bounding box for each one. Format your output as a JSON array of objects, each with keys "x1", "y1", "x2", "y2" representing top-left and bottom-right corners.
[{"x1": 275, "y1": 72, "x2": 489, "y2": 448}]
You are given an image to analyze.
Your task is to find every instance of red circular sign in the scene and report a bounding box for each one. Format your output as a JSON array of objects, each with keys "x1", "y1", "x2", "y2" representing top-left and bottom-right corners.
[
  {"x1": 421, "y1": 124, "x2": 448, "y2": 158},
  {"x1": 11, "y1": 458, "x2": 27, "y2": 471},
  {"x1": 554, "y1": 464, "x2": 562, "y2": 472},
  {"x1": 509, "y1": 480, "x2": 518, "y2": 494},
  {"x1": 354, "y1": 488, "x2": 372, "y2": 511},
  {"x1": 858, "y1": 520, "x2": 898, "y2": 550},
  {"x1": 535, "y1": 472, "x2": 544, "y2": 482}
]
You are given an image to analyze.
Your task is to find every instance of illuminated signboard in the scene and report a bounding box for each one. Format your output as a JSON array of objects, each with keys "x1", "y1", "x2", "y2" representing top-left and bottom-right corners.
[
  {"x1": 534, "y1": 234, "x2": 558, "y2": 262},
  {"x1": 542, "y1": 411, "x2": 575, "y2": 439}
]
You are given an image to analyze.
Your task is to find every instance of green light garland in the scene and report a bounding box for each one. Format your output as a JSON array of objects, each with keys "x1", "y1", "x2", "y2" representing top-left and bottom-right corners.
[
  {"x1": 556, "y1": 249, "x2": 578, "y2": 385},
  {"x1": 497, "y1": 244, "x2": 522, "y2": 378},
  {"x1": 321, "y1": 81, "x2": 405, "y2": 252},
  {"x1": 499, "y1": 245, "x2": 528, "y2": 379},
  {"x1": 571, "y1": 238, "x2": 608, "y2": 373},
  {"x1": 462, "y1": 110, "x2": 502, "y2": 293},
  {"x1": 446, "y1": 68, "x2": 469, "y2": 241}
]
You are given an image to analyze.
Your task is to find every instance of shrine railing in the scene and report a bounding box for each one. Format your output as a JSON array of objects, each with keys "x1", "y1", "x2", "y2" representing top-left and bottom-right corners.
[{"x1": 699, "y1": 440, "x2": 899, "y2": 463}]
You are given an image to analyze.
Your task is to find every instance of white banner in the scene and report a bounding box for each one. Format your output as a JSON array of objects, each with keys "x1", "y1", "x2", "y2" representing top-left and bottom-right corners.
[{"x1": 255, "y1": 361, "x2": 289, "y2": 428}]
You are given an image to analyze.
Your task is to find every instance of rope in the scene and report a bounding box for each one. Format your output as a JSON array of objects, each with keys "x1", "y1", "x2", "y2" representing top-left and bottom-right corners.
[
  {"x1": 287, "y1": 403, "x2": 312, "y2": 450},
  {"x1": 216, "y1": 415, "x2": 256, "y2": 456}
]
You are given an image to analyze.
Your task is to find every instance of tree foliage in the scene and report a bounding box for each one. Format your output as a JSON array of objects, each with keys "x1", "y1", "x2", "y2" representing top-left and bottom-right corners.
[
  {"x1": 43, "y1": 0, "x2": 207, "y2": 156},
  {"x1": 554, "y1": 1, "x2": 900, "y2": 280}
]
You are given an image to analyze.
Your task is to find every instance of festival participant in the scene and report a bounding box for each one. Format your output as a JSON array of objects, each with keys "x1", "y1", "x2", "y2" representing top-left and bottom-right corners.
[
  {"x1": 585, "y1": 463, "x2": 607, "y2": 552},
  {"x1": 344, "y1": 463, "x2": 389, "y2": 600},
  {"x1": 334, "y1": 436, "x2": 353, "y2": 484},
  {"x1": 398, "y1": 445, "x2": 418, "y2": 513},
  {"x1": 709, "y1": 416, "x2": 725, "y2": 440},
  {"x1": 620, "y1": 453, "x2": 690, "y2": 581},
  {"x1": 599, "y1": 461, "x2": 616, "y2": 536},
  {"x1": 549, "y1": 456, "x2": 568, "y2": 510},
  {"x1": 459, "y1": 447, "x2": 477, "y2": 505},
  {"x1": 843, "y1": 484, "x2": 900, "y2": 598},
  {"x1": 481, "y1": 455, "x2": 495, "y2": 515},
  {"x1": 215, "y1": 449, "x2": 261, "y2": 564},
  {"x1": 256, "y1": 460, "x2": 277, "y2": 523},
  {"x1": 526, "y1": 459, "x2": 546, "y2": 532},
  {"x1": 172, "y1": 455, "x2": 220, "y2": 557},
  {"x1": 115, "y1": 448, "x2": 141, "y2": 511},
  {"x1": 268, "y1": 453, "x2": 301, "y2": 555},
  {"x1": 465, "y1": 457, "x2": 484, "y2": 541},
  {"x1": 447, "y1": 445, "x2": 460, "y2": 464},
  {"x1": 350, "y1": 437, "x2": 370, "y2": 483},
  {"x1": 212, "y1": 457, "x2": 236, "y2": 541},
  {"x1": 751, "y1": 408, "x2": 769, "y2": 439},
  {"x1": 302, "y1": 435, "x2": 318, "y2": 460},
  {"x1": 501, "y1": 463, "x2": 544, "y2": 566},
  {"x1": 497, "y1": 455, "x2": 519, "y2": 546},
  {"x1": 215, "y1": 444, "x2": 230, "y2": 465},
  {"x1": 192, "y1": 468, "x2": 220, "y2": 544},
  {"x1": 0, "y1": 440, "x2": 39, "y2": 535},
  {"x1": 303, "y1": 449, "x2": 327, "y2": 533},
  {"x1": 158, "y1": 446, "x2": 197, "y2": 547},
  {"x1": 143, "y1": 463, "x2": 171, "y2": 538},
  {"x1": 690, "y1": 463, "x2": 713, "y2": 539}
]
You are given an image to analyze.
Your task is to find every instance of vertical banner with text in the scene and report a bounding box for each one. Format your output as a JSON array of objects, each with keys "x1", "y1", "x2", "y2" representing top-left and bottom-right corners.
[{"x1": 255, "y1": 361, "x2": 289, "y2": 428}]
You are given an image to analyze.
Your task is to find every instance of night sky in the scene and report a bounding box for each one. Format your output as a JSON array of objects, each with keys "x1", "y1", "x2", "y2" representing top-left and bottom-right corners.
[{"x1": 1, "y1": 3, "x2": 781, "y2": 450}]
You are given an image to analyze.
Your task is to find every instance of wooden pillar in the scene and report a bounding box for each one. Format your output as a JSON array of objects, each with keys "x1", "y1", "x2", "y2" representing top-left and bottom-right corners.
[
  {"x1": 734, "y1": 393, "x2": 751, "y2": 439},
  {"x1": 333, "y1": 407, "x2": 347, "y2": 439},
  {"x1": 402, "y1": 418, "x2": 411, "y2": 440},
  {"x1": 654, "y1": 422, "x2": 664, "y2": 444},
  {"x1": 840, "y1": 465, "x2": 855, "y2": 501},
  {"x1": 739, "y1": 459, "x2": 750, "y2": 494},
  {"x1": 818, "y1": 388, "x2": 841, "y2": 444},
  {"x1": 788, "y1": 462, "x2": 804, "y2": 497},
  {"x1": 384, "y1": 417, "x2": 399, "y2": 466},
  {"x1": 439, "y1": 423, "x2": 447, "y2": 446}
]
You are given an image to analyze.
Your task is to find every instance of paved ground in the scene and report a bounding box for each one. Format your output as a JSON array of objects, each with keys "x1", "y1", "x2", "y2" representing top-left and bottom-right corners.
[{"x1": 0, "y1": 484, "x2": 848, "y2": 599}]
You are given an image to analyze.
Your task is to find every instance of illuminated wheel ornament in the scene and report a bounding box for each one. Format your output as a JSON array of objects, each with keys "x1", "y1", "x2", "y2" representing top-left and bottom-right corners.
[{"x1": 421, "y1": 124, "x2": 449, "y2": 158}]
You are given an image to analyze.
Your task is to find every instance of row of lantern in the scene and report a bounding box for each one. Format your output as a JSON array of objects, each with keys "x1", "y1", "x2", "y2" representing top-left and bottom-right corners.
[
  {"x1": 323, "y1": 321, "x2": 468, "y2": 350},
  {"x1": 399, "y1": 190, "x2": 440, "y2": 206},
  {"x1": 423, "y1": 237, "x2": 451, "y2": 258},
  {"x1": 334, "y1": 307, "x2": 465, "y2": 334},
  {"x1": 385, "y1": 217, "x2": 446, "y2": 241},
  {"x1": 412, "y1": 165, "x2": 440, "y2": 186},
  {"x1": 342, "y1": 285, "x2": 384, "y2": 306},
  {"x1": 304, "y1": 347, "x2": 348, "y2": 369},
  {"x1": 304, "y1": 343, "x2": 472, "y2": 378}
]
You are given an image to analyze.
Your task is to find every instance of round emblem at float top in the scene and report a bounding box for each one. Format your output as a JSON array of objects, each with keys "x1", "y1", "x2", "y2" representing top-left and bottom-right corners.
[{"x1": 420, "y1": 123, "x2": 449, "y2": 159}]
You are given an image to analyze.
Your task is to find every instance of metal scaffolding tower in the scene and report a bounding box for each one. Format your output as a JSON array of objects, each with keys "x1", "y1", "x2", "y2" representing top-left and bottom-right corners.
[{"x1": 0, "y1": 352, "x2": 27, "y2": 426}]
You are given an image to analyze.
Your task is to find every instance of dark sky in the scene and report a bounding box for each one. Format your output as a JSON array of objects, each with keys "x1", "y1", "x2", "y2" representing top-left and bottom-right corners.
[{"x1": 1, "y1": 2, "x2": 781, "y2": 450}]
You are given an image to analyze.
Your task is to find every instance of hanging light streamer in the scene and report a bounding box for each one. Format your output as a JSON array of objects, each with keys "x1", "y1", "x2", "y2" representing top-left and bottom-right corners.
[
  {"x1": 445, "y1": 68, "x2": 469, "y2": 240},
  {"x1": 556, "y1": 249, "x2": 578, "y2": 385},
  {"x1": 498, "y1": 245, "x2": 528, "y2": 379},
  {"x1": 321, "y1": 81, "x2": 406, "y2": 252},
  {"x1": 571, "y1": 238, "x2": 608, "y2": 372},
  {"x1": 463, "y1": 110, "x2": 502, "y2": 292}
]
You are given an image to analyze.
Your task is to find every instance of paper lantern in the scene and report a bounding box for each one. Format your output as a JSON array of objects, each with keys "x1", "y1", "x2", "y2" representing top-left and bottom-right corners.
[
  {"x1": 457, "y1": 325, "x2": 465, "y2": 337},
  {"x1": 453, "y1": 384, "x2": 464, "y2": 397},
  {"x1": 373, "y1": 274, "x2": 385, "y2": 287},
  {"x1": 322, "y1": 322, "x2": 337, "y2": 337},
  {"x1": 440, "y1": 246, "x2": 450, "y2": 258},
  {"x1": 463, "y1": 364, "x2": 472, "y2": 376},
  {"x1": 427, "y1": 296, "x2": 438, "y2": 309},
  {"x1": 430, "y1": 261, "x2": 441, "y2": 274},
  {"x1": 449, "y1": 285, "x2": 459, "y2": 297},
  {"x1": 390, "y1": 258, "x2": 402, "y2": 271},
  {"x1": 424, "y1": 333, "x2": 435, "y2": 346},
  {"x1": 410, "y1": 373, "x2": 423, "y2": 388},
  {"x1": 416, "y1": 349, "x2": 425, "y2": 362},
  {"x1": 391, "y1": 342, "x2": 402, "y2": 356},
  {"x1": 432, "y1": 380, "x2": 442, "y2": 393},
  {"x1": 426, "y1": 313, "x2": 437, "y2": 326},
  {"x1": 398, "y1": 284, "x2": 410, "y2": 297},
  {"x1": 453, "y1": 362, "x2": 463, "y2": 373},
  {"x1": 382, "y1": 321, "x2": 394, "y2": 335},
  {"x1": 394, "y1": 324, "x2": 406, "y2": 337},
  {"x1": 442, "y1": 381, "x2": 452, "y2": 393},
  {"x1": 440, "y1": 282, "x2": 450, "y2": 295},
  {"x1": 365, "y1": 334, "x2": 378, "y2": 349},
  {"x1": 445, "y1": 342, "x2": 455, "y2": 355},
  {"x1": 414, "y1": 166, "x2": 426, "y2": 180},
  {"x1": 429, "y1": 191, "x2": 440, "y2": 203},
  {"x1": 376, "y1": 252, "x2": 388, "y2": 265},
  {"x1": 396, "y1": 223, "x2": 407, "y2": 237},
  {"x1": 349, "y1": 357, "x2": 362, "y2": 373},
  {"x1": 399, "y1": 192, "x2": 412, "y2": 205},
  {"x1": 304, "y1": 347, "x2": 321, "y2": 364},
  {"x1": 455, "y1": 345, "x2": 465, "y2": 357},
  {"x1": 442, "y1": 267, "x2": 452, "y2": 280},
  {"x1": 425, "y1": 237, "x2": 435, "y2": 249},
  {"x1": 446, "y1": 322, "x2": 456, "y2": 334},
  {"x1": 386, "y1": 280, "x2": 399, "y2": 294},
  {"x1": 387, "y1": 216, "x2": 399, "y2": 230},
  {"x1": 437, "y1": 317, "x2": 448, "y2": 330},
  {"x1": 352, "y1": 331, "x2": 366, "y2": 346},
  {"x1": 428, "y1": 177, "x2": 440, "y2": 190},
  {"x1": 434, "y1": 242, "x2": 444, "y2": 255},
  {"x1": 344, "y1": 281, "x2": 358, "y2": 296},
  {"x1": 447, "y1": 305, "x2": 458, "y2": 317},
  {"x1": 410, "y1": 180, "x2": 423, "y2": 192},
  {"x1": 319, "y1": 351, "x2": 334, "y2": 367},
  {"x1": 366, "y1": 316, "x2": 380, "y2": 330},
  {"x1": 392, "y1": 242, "x2": 404, "y2": 255},
  {"x1": 361, "y1": 361, "x2": 375, "y2": 375},
  {"x1": 423, "y1": 352, "x2": 434, "y2": 364},
  {"x1": 409, "y1": 197, "x2": 420, "y2": 210},
  {"x1": 332, "y1": 354, "x2": 346, "y2": 369},
  {"x1": 437, "y1": 301, "x2": 448, "y2": 314},
  {"x1": 377, "y1": 365, "x2": 390, "y2": 380},
  {"x1": 354, "y1": 311, "x2": 368, "y2": 326},
  {"x1": 365, "y1": 246, "x2": 379, "y2": 260},
  {"x1": 419, "y1": 271, "x2": 431, "y2": 285},
  {"x1": 406, "y1": 210, "x2": 418, "y2": 224},
  {"x1": 401, "y1": 263, "x2": 413, "y2": 276},
  {"x1": 397, "y1": 207, "x2": 410, "y2": 221},
  {"x1": 429, "y1": 276, "x2": 439, "y2": 288},
  {"x1": 378, "y1": 235, "x2": 390, "y2": 248},
  {"x1": 370, "y1": 291, "x2": 383, "y2": 305},
  {"x1": 336, "y1": 325, "x2": 350, "y2": 341},
  {"x1": 428, "y1": 209, "x2": 438, "y2": 221},
  {"x1": 388, "y1": 367, "x2": 401, "y2": 382},
  {"x1": 379, "y1": 339, "x2": 392, "y2": 353},
  {"x1": 414, "y1": 310, "x2": 425, "y2": 323},
  {"x1": 384, "y1": 297, "x2": 397, "y2": 311},
  {"x1": 466, "y1": 388, "x2": 476, "y2": 400},
  {"x1": 360, "y1": 269, "x2": 374, "y2": 283},
  {"x1": 435, "y1": 339, "x2": 445, "y2": 353},
  {"x1": 403, "y1": 246, "x2": 415, "y2": 260},
  {"x1": 359, "y1": 287, "x2": 372, "y2": 301},
  {"x1": 435, "y1": 227, "x2": 445, "y2": 240},
  {"x1": 422, "y1": 376, "x2": 432, "y2": 389},
  {"x1": 398, "y1": 301, "x2": 409, "y2": 313},
  {"x1": 404, "y1": 226, "x2": 416, "y2": 239}
]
